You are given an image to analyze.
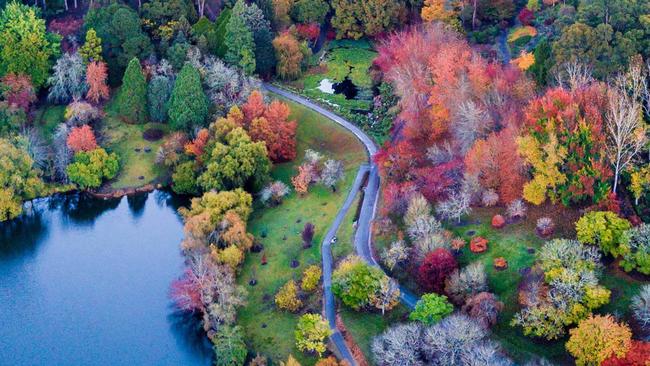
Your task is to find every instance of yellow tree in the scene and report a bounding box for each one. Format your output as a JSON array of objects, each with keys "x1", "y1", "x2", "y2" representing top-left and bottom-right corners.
[
  {"x1": 517, "y1": 130, "x2": 567, "y2": 205},
  {"x1": 421, "y1": 0, "x2": 462, "y2": 31},
  {"x1": 566, "y1": 315, "x2": 632, "y2": 366}
]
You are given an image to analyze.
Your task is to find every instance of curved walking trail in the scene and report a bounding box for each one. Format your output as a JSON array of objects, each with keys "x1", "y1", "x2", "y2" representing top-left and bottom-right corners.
[{"x1": 263, "y1": 84, "x2": 419, "y2": 364}]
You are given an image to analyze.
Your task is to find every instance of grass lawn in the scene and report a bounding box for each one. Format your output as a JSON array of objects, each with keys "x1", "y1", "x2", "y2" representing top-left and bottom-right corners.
[
  {"x1": 34, "y1": 105, "x2": 65, "y2": 142},
  {"x1": 102, "y1": 95, "x2": 167, "y2": 190},
  {"x1": 236, "y1": 95, "x2": 367, "y2": 365}
]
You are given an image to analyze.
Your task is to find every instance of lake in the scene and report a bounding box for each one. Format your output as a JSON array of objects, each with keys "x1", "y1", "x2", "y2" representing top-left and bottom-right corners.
[{"x1": 0, "y1": 191, "x2": 212, "y2": 365}]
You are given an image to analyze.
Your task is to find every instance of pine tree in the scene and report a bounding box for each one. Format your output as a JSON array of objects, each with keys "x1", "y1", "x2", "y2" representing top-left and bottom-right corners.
[
  {"x1": 168, "y1": 64, "x2": 208, "y2": 131},
  {"x1": 115, "y1": 58, "x2": 147, "y2": 124},
  {"x1": 79, "y1": 28, "x2": 103, "y2": 63},
  {"x1": 224, "y1": 0, "x2": 256, "y2": 75}
]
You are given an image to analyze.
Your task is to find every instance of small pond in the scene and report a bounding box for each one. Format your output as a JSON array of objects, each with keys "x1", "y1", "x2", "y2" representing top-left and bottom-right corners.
[
  {"x1": 0, "y1": 191, "x2": 212, "y2": 365},
  {"x1": 317, "y1": 77, "x2": 359, "y2": 100}
]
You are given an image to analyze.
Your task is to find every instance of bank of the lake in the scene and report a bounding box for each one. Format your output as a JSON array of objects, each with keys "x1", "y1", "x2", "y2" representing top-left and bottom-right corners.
[{"x1": 0, "y1": 191, "x2": 212, "y2": 366}]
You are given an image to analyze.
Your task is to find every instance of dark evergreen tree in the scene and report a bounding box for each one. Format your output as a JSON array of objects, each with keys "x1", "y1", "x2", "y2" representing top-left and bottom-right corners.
[
  {"x1": 168, "y1": 64, "x2": 208, "y2": 131},
  {"x1": 115, "y1": 58, "x2": 147, "y2": 124},
  {"x1": 147, "y1": 74, "x2": 173, "y2": 123}
]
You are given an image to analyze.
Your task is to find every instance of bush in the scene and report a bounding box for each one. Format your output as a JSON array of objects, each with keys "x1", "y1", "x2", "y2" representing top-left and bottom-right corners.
[
  {"x1": 482, "y1": 189, "x2": 499, "y2": 207},
  {"x1": 566, "y1": 315, "x2": 632, "y2": 366},
  {"x1": 602, "y1": 340, "x2": 650, "y2": 366},
  {"x1": 275, "y1": 280, "x2": 303, "y2": 312},
  {"x1": 66, "y1": 148, "x2": 119, "y2": 189},
  {"x1": 332, "y1": 255, "x2": 384, "y2": 310},
  {"x1": 631, "y1": 285, "x2": 650, "y2": 340},
  {"x1": 536, "y1": 217, "x2": 554, "y2": 236},
  {"x1": 260, "y1": 180, "x2": 290, "y2": 206},
  {"x1": 417, "y1": 248, "x2": 457, "y2": 293},
  {"x1": 576, "y1": 211, "x2": 631, "y2": 257},
  {"x1": 66, "y1": 125, "x2": 97, "y2": 153},
  {"x1": 444, "y1": 262, "x2": 487, "y2": 304},
  {"x1": 461, "y1": 292, "x2": 503, "y2": 329},
  {"x1": 506, "y1": 199, "x2": 527, "y2": 219},
  {"x1": 301, "y1": 265, "x2": 322, "y2": 292},
  {"x1": 142, "y1": 128, "x2": 164, "y2": 141},
  {"x1": 295, "y1": 313, "x2": 332, "y2": 357},
  {"x1": 409, "y1": 293, "x2": 454, "y2": 325},
  {"x1": 620, "y1": 224, "x2": 650, "y2": 274}
]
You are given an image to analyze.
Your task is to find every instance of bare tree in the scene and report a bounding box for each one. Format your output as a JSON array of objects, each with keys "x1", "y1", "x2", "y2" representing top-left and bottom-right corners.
[
  {"x1": 606, "y1": 65, "x2": 647, "y2": 193},
  {"x1": 453, "y1": 100, "x2": 491, "y2": 154},
  {"x1": 320, "y1": 159, "x2": 344, "y2": 191},
  {"x1": 553, "y1": 61, "x2": 593, "y2": 91},
  {"x1": 371, "y1": 323, "x2": 424, "y2": 366},
  {"x1": 436, "y1": 190, "x2": 471, "y2": 223}
]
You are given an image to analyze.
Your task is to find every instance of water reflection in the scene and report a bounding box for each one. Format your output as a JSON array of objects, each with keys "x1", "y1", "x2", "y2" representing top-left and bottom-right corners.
[{"x1": 0, "y1": 191, "x2": 211, "y2": 366}]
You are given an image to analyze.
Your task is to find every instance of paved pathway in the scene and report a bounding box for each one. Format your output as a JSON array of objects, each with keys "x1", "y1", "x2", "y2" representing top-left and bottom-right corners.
[{"x1": 263, "y1": 84, "x2": 419, "y2": 364}]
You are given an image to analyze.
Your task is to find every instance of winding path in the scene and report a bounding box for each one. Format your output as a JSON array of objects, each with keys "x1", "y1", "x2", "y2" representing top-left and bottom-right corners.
[{"x1": 264, "y1": 84, "x2": 419, "y2": 364}]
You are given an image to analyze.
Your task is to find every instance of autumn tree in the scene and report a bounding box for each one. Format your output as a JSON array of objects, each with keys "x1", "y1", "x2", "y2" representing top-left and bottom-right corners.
[
  {"x1": 295, "y1": 313, "x2": 332, "y2": 357},
  {"x1": 0, "y1": 2, "x2": 59, "y2": 88},
  {"x1": 66, "y1": 125, "x2": 98, "y2": 153},
  {"x1": 79, "y1": 28, "x2": 103, "y2": 63},
  {"x1": 331, "y1": 0, "x2": 399, "y2": 39},
  {"x1": 47, "y1": 52, "x2": 87, "y2": 104},
  {"x1": 273, "y1": 32, "x2": 304, "y2": 80},
  {"x1": 418, "y1": 248, "x2": 457, "y2": 293},
  {"x1": 421, "y1": 0, "x2": 461, "y2": 31},
  {"x1": 275, "y1": 280, "x2": 303, "y2": 312},
  {"x1": 566, "y1": 315, "x2": 632, "y2": 366},
  {"x1": 115, "y1": 58, "x2": 147, "y2": 124},
  {"x1": 1, "y1": 73, "x2": 36, "y2": 111},
  {"x1": 292, "y1": 164, "x2": 311, "y2": 195},
  {"x1": 602, "y1": 340, "x2": 650, "y2": 366},
  {"x1": 249, "y1": 100, "x2": 297, "y2": 162},
  {"x1": 242, "y1": 90, "x2": 266, "y2": 125},
  {"x1": 272, "y1": 0, "x2": 292, "y2": 30},
  {"x1": 0, "y1": 138, "x2": 45, "y2": 222},
  {"x1": 85, "y1": 61, "x2": 109, "y2": 104},
  {"x1": 168, "y1": 64, "x2": 209, "y2": 131},
  {"x1": 185, "y1": 129, "x2": 210, "y2": 160}
]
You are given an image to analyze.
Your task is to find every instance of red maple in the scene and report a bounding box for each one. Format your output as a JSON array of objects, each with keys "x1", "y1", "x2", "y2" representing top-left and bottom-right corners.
[
  {"x1": 1, "y1": 73, "x2": 36, "y2": 112},
  {"x1": 417, "y1": 248, "x2": 458, "y2": 293},
  {"x1": 66, "y1": 125, "x2": 98, "y2": 153},
  {"x1": 86, "y1": 61, "x2": 110, "y2": 104}
]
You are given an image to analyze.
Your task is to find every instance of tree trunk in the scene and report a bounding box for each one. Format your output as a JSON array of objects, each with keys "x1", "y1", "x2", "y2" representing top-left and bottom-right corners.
[
  {"x1": 472, "y1": 0, "x2": 477, "y2": 30},
  {"x1": 64, "y1": 0, "x2": 68, "y2": 11}
]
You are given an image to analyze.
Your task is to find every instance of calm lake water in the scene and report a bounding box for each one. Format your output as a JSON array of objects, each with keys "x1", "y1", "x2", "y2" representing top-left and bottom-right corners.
[{"x1": 0, "y1": 191, "x2": 212, "y2": 365}]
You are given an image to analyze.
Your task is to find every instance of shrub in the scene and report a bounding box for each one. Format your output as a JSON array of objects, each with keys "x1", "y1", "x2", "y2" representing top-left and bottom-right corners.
[
  {"x1": 461, "y1": 292, "x2": 504, "y2": 329},
  {"x1": 506, "y1": 199, "x2": 527, "y2": 219},
  {"x1": 301, "y1": 265, "x2": 322, "y2": 292},
  {"x1": 417, "y1": 248, "x2": 457, "y2": 293},
  {"x1": 295, "y1": 313, "x2": 332, "y2": 357},
  {"x1": 482, "y1": 189, "x2": 499, "y2": 207},
  {"x1": 576, "y1": 211, "x2": 631, "y2": 257},
  {"x1": 66, "y1": 148, "x2": 119, "y2": 189},
  {"x1": 260, "y1": 180, "x2": 290, "y2": 206},
  {"x1": 536, "y1": 217, "x2": 554, "y2": 236},
  {"x1": 566, "y1": 315, "x2": 632, "y2": 366},
  {"x1": 631, "y1": 285, "x2": 650, "y2": 340},
  {"x1": 444, "y1": 262, "x2": 488, "y2": 304},
  {"x1": 302, "y1": 222, "x2": 315, "y2": 247},
  {"x1": 332, "y1": 255, "x2": 384, "y2": 310},
  {"x1": 275, "y1": 280, "x2": 303, "y2": 312},
  {"x1": 620, "y1": 224, "x2": 650, "y2": 275},
  {"x1": 409, "y1": 293, "x2": 454, "y2": 325},
  {"x1": 143, "y1": 128, "x2": 164, "y2": 141},
  {"x1": 64, "y1": 100, "x2": 103, "y2": 126}
]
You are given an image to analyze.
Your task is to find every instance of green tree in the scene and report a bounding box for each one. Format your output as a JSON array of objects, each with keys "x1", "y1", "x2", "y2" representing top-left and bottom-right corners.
[
  {"x1": 115, "y1": 58, "x2": 147, "y2": 124},
  {"x1": 224, "y1": 0, "x2": 256, "y2": 74},
  {"x1": 332, "y1": 255, "x2": 384, "y2": 310},
  {"x1": 576, "y1": 211, "x2": 631, "y2": 257},
  {"x1": 0, "y1": 2, "x2": 59, "y2": 88},
  {"x1": 147, "y1": 74, "x2": 172, "y2": 123},
  {"x1": 331, "y1": 0, "x2": 399, "y2": 39},
  {"x1": 529, "y1": 39, "x2": 552, "y2": 87},
  {"x1": 291, "y1": 0, "x2": 330, "y2": 24},
  {"x1": 168, "y1": 64, "x2": 208, "y2": 131},
  {"x1": 66, "y1": 148, "x2": 119, "y2": 189},
  {"x1": 79, "y1": 28, "x2": 103, "y2": 63},
  {"x1": 238, "y1": 1, "x2": 276, "y2": 77},
  {"x1": 166, "y1": 33, "x2": 190, "y2": 71},
  {"x1": 275, "y1": 279, "x2": 303, "y2": 312},
  {"x1": 408, "y1": 293, "x2": 454, "y2": 325},
  {"x1": 294, "y1": 313, "x2": 332, "y2": 357},
  {"x1": 172, "y1": 161, "x2": 199, "y2": 195},
  {"x1": 0, "y1": 138, "x2": 44, "y2": 222},
  {"x1": 197, "y1": 127, "x2": 271, "y2": 191},
  {"x1": 212, "y1": 325, "x2": 247, "y2": 366},
  {"x1": 213, "y1": 8, "x2": 232, "y2": 58}
]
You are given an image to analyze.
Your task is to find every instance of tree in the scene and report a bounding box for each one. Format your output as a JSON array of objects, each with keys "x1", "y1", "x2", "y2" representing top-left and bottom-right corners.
[
  {"x1": 249, "y1": 100, "x2": 297, "y2": 162},
  {"x1": 529, "y1": 39, "x2": 552, "y2": 87},
  {"x1": 212, "y1": 325, "x2": 247, "y2": 366},
  {"x1": 172, "y1": 161, "x2": 199, "y2": 195},
  {"x1": 422, "y1": 314, "x2": 488, "y2": 364},
  {"x1": 436, "y1": 190, "x2": 471, "y2": 223},
  {"x1": 213, "y1": 9, "x2": 232, "y2": 58},
  {"x1": 1, "y1": 73, "x2": 35, "y2": 111},
  {"x1": 576, "y1": 211, "x2": 631, "y2": 257},
  {"x1": 260, "y1": 180, "x2": 290, "y2": 205},
  {"x1": 371, "y1": 323, "x2": 424, "y2": 366},
  {"x1": 291, "y1": 0, "x2": 329, "y2": 24},
  {"x1": 409, "y1": 293, "x2": 454, "y2": 325},
  {"x1": 420, "y1": 0, "x2": 461, "y2": 31},
  {"x1": 444, "y1": 261, "x2": 488, "y2": 305},
  {"x1": 331, "y1": 0, "x2": 399, "y2": 39},
  {"x1": 301, "y1": 222, "x2": 314, "y2": 247},
  {"x1": 147, "y1": 74, "x2": 173, "y2": 123},
  {"x1": 275, "y1": 280, "x2": 303, "y2": 312},
  {"x1": 606, "y1": 65, "x2": 647, "y2": 193},
  {"x1": 291, "y1": 164, "x2": 311, "y2": 195},
  {"x1": 630, "y1": 284, "x2": 650, "y2": 339},
  {"x1": 115, "y1": 58, "x2": 147, "y2": 124},
  {"x1": 47, "y1": 52, "x2": 87, "y2": 104},
  {"x1": 198, "y1": 128, "x2": 270, "y2": 192},
  {"x1": 301, "y1": 265, "x2": 321, "y2": 292},
  {"x1": 602, "y1": 340, "x2": 650, "y2": 366},
  {"x1": 0, "y1": 138, "x2": 44, "y2": 222},
  {"x1": 0, "y1": 2, "x2": 59, "y2": 88},
  {"x1": 295, "y1": 313, "x2": 332, "y2": 357},
  {"x1": 85, "y1": 61, "x2": 109, "y2": 104},
  {"x1": 224, "y1": 0, "x2": 256, "y2": 75},
  {"x1": 66, "y1": 148, "x2": 119, "y2": 189},
  {"x1": 66, "y1": 125, "x2": 97, "y2": 153},
  {"x1": 320, "y1": 159, "x2": 344, "y2": 191},
  {"x1": 566, "y1": 315, "x2": 632, "y2": 366},
  {"x1": 621, "y1": 225, "x2": 650, "y2": 275},
  {"x1": 461, "y1": 292, "x2": 504, "y2": 329},
  {"x1": 168, "y1": 64, "x2": 209, "y2": 131},
  {"x1": 332, "y1": 255, "x2": 385, "y2": 310},
  {"x1": 79, "y1": 28, "x2": 103, "y2": 63},
  {"x1": 273, "y1": 32, "x2": 304, "y2": 80},
  {"x1": 238, "y1": 1, "x2": 276, "y2": 77},
  {"x1": 417, "y1": 248, "x2": 457, "y2": 293},
  {"x1": 272, "y1": 0, "x2": 292, "y2": 30},
  {"x1": 242, "y1": 90, "x2": 266, "y2": 124}
]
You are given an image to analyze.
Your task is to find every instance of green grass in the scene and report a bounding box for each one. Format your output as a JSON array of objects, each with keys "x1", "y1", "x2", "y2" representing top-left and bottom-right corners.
[
  {"x1": 236, "y1": 95, "x2": 367, "y2": 365},
  {"x1": 34, "y1": 105, "x2": 65, "y2": 142},
  {"x1": 102, "y1": 95, "x2": 166, "y2": 189}
]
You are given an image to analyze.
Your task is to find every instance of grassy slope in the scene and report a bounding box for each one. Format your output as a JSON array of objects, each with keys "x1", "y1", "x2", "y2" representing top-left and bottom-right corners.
[{"x1": 236, "y1": 95, "x2": 366, "y2": 365}]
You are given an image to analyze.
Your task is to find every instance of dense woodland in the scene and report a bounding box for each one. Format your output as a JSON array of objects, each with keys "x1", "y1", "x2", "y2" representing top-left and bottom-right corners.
[{"x1": 1, "y1": 0, "x2": 650, "y2": 364}]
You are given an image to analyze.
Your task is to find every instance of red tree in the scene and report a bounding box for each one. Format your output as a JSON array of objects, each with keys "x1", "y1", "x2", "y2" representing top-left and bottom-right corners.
[
  {"x1": 518, "y1": 8, "x2": 534, "y2": 25},
  {"x1": 184, "y1": 128, "x2": 210, "y2": 161},
  {"x1": 242, "y1": 90, "x2": 266, "y2": 126},
  {"x1": 417, "y1": 248, "x2": 458, "y2": 293},
  {"x1": 295, "y1": 23, "x2": 320, "y2": 42},
  {"x1": 602, "y1": 341, "x2": 650, "y2": 366},
  {"x1": 86, "y1": 61, "x2": 110, "y2": 104},
  {"x1": 67, "y1": 125, "x2": 98, "y2": 153},
  {"x1": 1, "y1": 73, "x2": 36, "y2": 111},
  {"x1": 170, "y1": 268, "x2": 204, "y2": 312},
  {"x1": 250, "y1": 100, "x2": 297, "y2": 162}
]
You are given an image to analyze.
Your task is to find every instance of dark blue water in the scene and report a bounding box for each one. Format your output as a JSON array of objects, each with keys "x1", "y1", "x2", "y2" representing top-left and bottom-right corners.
[{"x1": 0, "y1": 191, "x2": 212, "y2": 366}]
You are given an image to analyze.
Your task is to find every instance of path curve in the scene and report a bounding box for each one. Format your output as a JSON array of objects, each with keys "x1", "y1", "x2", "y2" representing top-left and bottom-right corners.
[{"x1": 263, "y1": 84, "x2": 419, "y2": 364}]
